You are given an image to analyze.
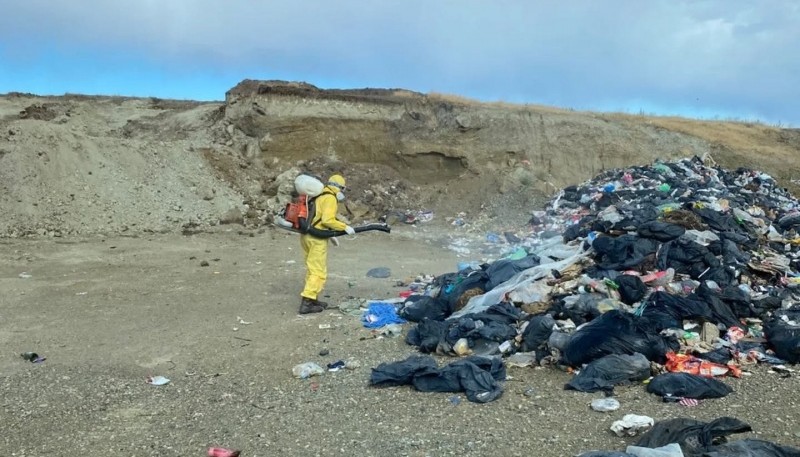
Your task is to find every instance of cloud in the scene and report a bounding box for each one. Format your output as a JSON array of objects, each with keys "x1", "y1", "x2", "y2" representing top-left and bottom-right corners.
[{"x1": 0, "y1": 0, "x2": 797, "y2": 124}]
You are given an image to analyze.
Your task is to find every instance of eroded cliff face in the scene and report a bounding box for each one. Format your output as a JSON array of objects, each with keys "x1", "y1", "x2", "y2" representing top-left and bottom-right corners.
[
  {"x1": 223, "y1": 80, "x2": 717, "y2": 189},
  {"x1": 1, "y1": 80, "x2": 798, "y2": 237}
]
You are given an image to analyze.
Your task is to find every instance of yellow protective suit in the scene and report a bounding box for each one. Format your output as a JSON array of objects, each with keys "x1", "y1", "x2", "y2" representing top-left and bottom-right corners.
[{"x1": 300, "y1": 187, "x2": 348, "y2": 300}]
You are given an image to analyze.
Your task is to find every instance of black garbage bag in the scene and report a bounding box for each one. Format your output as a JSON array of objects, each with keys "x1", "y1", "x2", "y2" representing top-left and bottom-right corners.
[
  {"x1": 467, "y1": 320, "x2": 517, "y2": 343},
  {"x1": 564, "y1": 353, "x2": 651, "y2": 393},
  {"x1": 695, "y1": 207, "x2": 748, "y2": 234},
  {"x1": 370, "y1": 355, "x2": 438, "y2": 387},
  {"x1": 764, "y1": 311, "x2": 800, "y2": 364},
  {"x1": 637, "y1": 221, "x2": 686, "y2": 241},
  {"x1": 657, "y1": 238, "x2": 720, "y2": 279},
  {"x1": 635, "y1": 417, "x2": 752, "y2": 454},
  {"x1": 694, "y1": 347, "x2": 733, "y2": 365},
  {"x1": 399, "y1": 296, "x2": 451, "y2": 322},
  {"x1": 469, "y1": 301, "x2": 522, "y2": 326},
  {"x1": 700, "y1": 266, "x2": 737, "y2": 288},
  {"x1": 641, "y1": 291, "x2": 714, "y2": 331},
  {"x1": 484, "y1": 254, "x2": 540, "y2": 290},
  {"x1": 646, "y1": 372, "x2": 733, "y2": 399},
  {"x1": 563, "y1": 223, "x2": 588, "y2": 242},
  {"x1": 702, "y1": 438, "x2": 800, "y2": 457},
  {"x1": 405, "y1": 319, "x2": 448, "y2": 353},
  {"x1": 752, "y1": 293, "x2": 785, "y2": 316},
  {"x1": 593, "y1": 234, "x2": 660, "y2": 270},
  {"x1": 371, "y1": 355, "x2": 505, "y2": 403},
  {"x1": 563, "y1": 310, "x2": 678, "y2": 366},
  {"x1": 441, "y1": 270, "x2": 488, "y2": 312},
  {"x1": 691, "y1": 283, "x2": 744, "y2": 329},
  {"x1": 719, "y1": 238, "x2": 751, "y2": 265},
  {"x1": 617, "y1": 275, "x2": 647, "y2": 305},
  {"x1": 520, "y1": 314, "x2": 555, "y2": 352},
  {"x1": 583, "y1": 266, "x2": 622, "y2": 281},
  {"x1": 560, "y1": 293, "x2": 605, "y2": 324},
  {"x1": 719, "y1": 285, "x2": 754, "y2": 318}
]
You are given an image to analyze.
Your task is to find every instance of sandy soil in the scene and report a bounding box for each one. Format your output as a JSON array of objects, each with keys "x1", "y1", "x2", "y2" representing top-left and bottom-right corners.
[{"x1": 2, "y1": 226, "x2": 799, "y2": 457}]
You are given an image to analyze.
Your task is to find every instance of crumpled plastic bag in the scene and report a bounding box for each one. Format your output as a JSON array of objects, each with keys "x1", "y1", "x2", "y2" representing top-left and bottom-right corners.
[
  {"x1": 520, "y1": 314, "x2": 555, "y2": 352},
  {"x1": 665, "y1": 352, "x2": 741, "y2": 378},
  {"x1": 646, "y1": 372, "x2": 733, "y2": 399},
  {"x1": 565, "y1": 353, "x2": 651, "y2": 393},
  {"x1": 370, "y1": 355, "x2": 505, "y2": 403},
  {"x1": 563, "y1": 310, "x2": 677, "y2": 366},
  {"x1": 611, "y1": 414, "x2": 655, "y2": 437},
  {"x1": 701, "y1": 438, "x2": 800, "y2": 457},
  {"x1": 764, "y1": 310, "x2": 800, "y2": 364},
  {"x1": 634, "y1": 417, "x2": 752, "y2": 454}
]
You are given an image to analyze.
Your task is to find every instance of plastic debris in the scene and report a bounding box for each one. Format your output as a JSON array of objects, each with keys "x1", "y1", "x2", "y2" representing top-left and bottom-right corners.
[
  {"x1": 610, "y1": 414, "x2": 655, "y2": 437},
  {"x1": 292, "y1": 362, "x2": 325, "y2": 379},
  {"x1": 506, "y1": 351, "x2": 536, "y2": 368},
  {"x1": 207, "y1": 447, "x2": 241, "y2": 457},
  {"x1": 361, "y1": 302, "x2": 406, "y2": 328},
  {"x1": 591, "y1": 397, "x2": 621, "y2": 412},
  {"x1": 327, "y1": 360, "x2": 346, "y2": 372},
  {"x1": 20, "y1": 352, "x2": 45, "y2": 363},
  {"x1": 145, "y1": 375, "x2": 170, "y2": 386},
  {"x1": 626, "y1": 443, "x2": 684, "y2": 457}
]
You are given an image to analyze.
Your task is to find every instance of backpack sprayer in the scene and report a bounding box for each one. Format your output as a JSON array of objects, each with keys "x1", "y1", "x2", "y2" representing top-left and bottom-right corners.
[{"x1": 274, "y1": 174, "x2": 391, "y2": 238}]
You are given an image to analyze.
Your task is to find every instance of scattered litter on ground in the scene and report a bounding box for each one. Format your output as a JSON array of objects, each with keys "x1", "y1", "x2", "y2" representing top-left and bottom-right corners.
[
  {"x1": 207, "y1": 447, "x2": 241, "y2": 457},
  {"x1": 590, "y1": 397, "x2": 620, "y2": 412},
  {"x1": 371, "y1": 158, "x2": 800, "y2": 425},
  {"x1": 610, "y1": 414, "x2": 654, "y2": 437},
  {"x1": 292, "y1": 362, "x2": 324, "y2": 379},
  {"x1": 377, "y1": 323, "x2": 403, "y2": 338},
  {"x1": 361, "y1": 302, "x2": 406, "y2": 328},
  {"x1": 327, "y1": 360, "x2": 346, "y2": 372},
  {"x1": 20, "y1": 352, "x2": 45, "y2": 363},
  {"x1": 370, "y1": 355, "x2": 505, "y2": 403},
  {"x1": 18, "y1": 272, "x2": 32, "y2": 279},
  {"x1": 145, "y1": 375, "x2": 170, "y2": 386},
  {"x1": 338, "y1": 298, "x2": 367, "y2": 316}
]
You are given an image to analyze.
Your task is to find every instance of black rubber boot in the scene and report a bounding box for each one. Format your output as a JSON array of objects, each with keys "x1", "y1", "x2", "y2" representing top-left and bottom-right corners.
[
  {"x1": 313, "y1": 298, "x2": 330, "y2": 309},
  {"x1": 299, "y1": 297, "x2": 325, "y2": 314}
]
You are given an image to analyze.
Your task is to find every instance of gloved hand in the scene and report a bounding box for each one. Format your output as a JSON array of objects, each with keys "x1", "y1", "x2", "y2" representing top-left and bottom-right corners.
[{"x1": 344, "y1": 225, "x2": 356, "y2": 236}]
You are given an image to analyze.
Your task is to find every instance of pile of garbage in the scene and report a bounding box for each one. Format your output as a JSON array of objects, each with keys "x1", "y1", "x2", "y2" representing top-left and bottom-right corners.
[{"x1": 369, "y1": 157, "x2": 800, "y2": 450}]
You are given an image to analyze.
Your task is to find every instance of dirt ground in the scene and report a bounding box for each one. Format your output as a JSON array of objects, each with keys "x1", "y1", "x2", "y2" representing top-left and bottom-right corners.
[{"x1": 2, "y1": 225, "x2": 799, "y2": 457}]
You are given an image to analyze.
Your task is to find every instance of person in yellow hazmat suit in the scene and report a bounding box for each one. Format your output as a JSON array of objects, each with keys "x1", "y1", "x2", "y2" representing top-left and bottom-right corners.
[{"x1": 299, "y1": 174, "x2": 356, "y2": 314}]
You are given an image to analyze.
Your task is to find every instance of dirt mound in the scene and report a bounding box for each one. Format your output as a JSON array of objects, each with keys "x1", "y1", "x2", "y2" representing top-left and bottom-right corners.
[{"x1": 1, "y1": 80, "x2": 799, "y2": 238}]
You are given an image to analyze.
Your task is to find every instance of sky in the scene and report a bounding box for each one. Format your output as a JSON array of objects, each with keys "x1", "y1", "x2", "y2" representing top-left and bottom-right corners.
[{"x1": 1, "y1": 1, "x2": 798, "y2": 125}]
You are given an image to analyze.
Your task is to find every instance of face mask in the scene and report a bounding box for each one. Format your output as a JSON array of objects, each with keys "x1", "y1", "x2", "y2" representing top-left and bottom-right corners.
[{"x1": 336, "y1": 192, "x2": 345, "y2": 201}]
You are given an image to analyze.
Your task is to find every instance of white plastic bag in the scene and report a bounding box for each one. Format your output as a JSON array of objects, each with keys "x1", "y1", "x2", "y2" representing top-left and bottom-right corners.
[{"x1": 292, "y1": 362, "x2": 325, "y2": 379}]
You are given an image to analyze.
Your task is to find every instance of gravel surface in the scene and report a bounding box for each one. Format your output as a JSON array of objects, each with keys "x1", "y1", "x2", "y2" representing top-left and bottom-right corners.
[{"x1": 1, "y1": 229, "x2": 799, "y2": 456}]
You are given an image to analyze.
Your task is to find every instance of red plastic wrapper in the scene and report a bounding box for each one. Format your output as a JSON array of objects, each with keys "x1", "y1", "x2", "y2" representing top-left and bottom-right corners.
[
  {"x1": 665, "y1": 352, "x2": 742, "y2": 378},
  {"x1": 208, "y1": 447, "x2": 240, "y2": 457}
]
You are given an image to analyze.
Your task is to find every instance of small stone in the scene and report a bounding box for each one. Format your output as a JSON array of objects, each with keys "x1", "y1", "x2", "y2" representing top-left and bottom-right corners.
[
  {"x1": 219, "y1": 208, "x2": 244, "y2": 225},
  {"x1": 366, "y1": 267, "x2": 391, "y2": 278},
  {"x1": 523, "y1": 387, "x2": 535, "y2": 397},
  {"x1": 200, "y1": 260, "x2": 210, "y2": 267},
  {"x1": 319, "y1": 348, "x2": 330, "y2": 356}
]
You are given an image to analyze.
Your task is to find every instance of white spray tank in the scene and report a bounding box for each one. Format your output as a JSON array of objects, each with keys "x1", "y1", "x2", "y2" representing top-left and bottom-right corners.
[{"x1": 294, "y1": 174, "x2": 324, "y2": 197}]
